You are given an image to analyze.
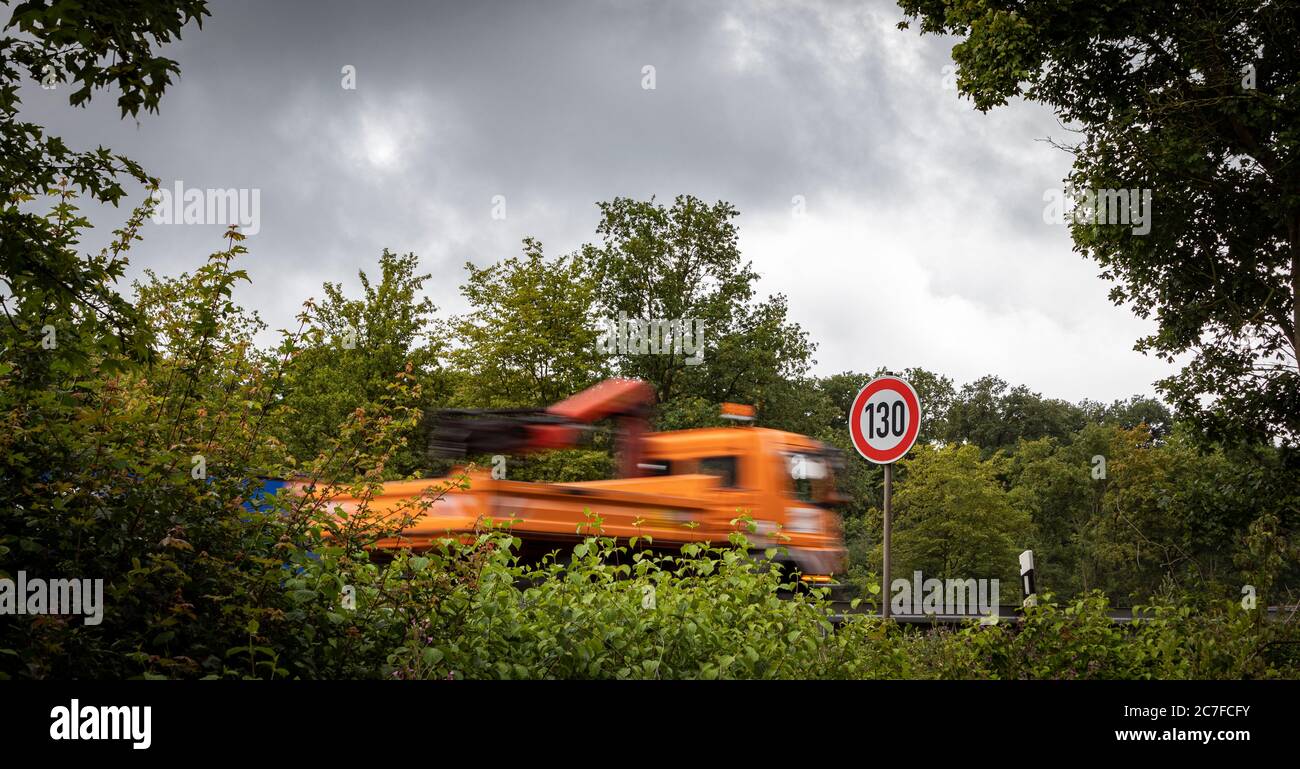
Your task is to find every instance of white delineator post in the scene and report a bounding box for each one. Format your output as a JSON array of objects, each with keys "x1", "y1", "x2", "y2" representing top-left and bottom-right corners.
[{"x1": 1020, "y1": 549, "x2": 1037, "y2": 608}]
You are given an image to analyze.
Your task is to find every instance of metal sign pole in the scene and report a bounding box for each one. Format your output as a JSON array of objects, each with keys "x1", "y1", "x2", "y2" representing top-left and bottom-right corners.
[{"x1": 882, "y1": 462, "x2": 892, "y2": 619}]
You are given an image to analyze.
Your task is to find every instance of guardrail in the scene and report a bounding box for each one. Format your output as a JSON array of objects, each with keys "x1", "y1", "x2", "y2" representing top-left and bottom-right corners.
[{"x1": 827, "y1": 602, "x2": 1295, "y2": 625}]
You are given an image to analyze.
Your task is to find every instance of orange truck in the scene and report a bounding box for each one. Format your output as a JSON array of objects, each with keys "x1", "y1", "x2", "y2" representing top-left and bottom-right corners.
[{"x1": 321, "y1": 379, "x2": 848, "y2": 580}]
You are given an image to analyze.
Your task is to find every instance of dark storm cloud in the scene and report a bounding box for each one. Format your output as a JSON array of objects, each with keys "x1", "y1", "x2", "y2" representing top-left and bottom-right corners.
[{"x1": 19, "y1": 0, "x2": 1175, "y2": 400}]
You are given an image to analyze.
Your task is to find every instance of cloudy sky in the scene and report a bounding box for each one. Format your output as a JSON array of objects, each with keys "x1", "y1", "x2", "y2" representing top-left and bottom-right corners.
[{"x1": 26, "y1": 0, "x2": 1177, "y2": 403}]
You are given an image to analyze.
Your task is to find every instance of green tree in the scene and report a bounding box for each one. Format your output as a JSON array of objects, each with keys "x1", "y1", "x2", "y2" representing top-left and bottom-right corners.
[
  {"x1": 1, "y1": 201, "x2": 447, "y2": 678},
  {"x1": 2, "y1": 0, "x2": 210, "y2": 360},
  {"x1": 884, "y1": 443, "x2": 1033, "y2": 589},
  {"x1": 943, "y1": 375, "x2": 1085, "y2": 454},
  {"x1": 1004, "y1": 435, "x2": 1097, "y2": 597},
  {"x1": 451, "y1": 237, "x2": 606, "y2": 408},
  {"x1": 1002, "y1": 421, "x2": 1298, "y2": 603},
  {"x1": 1083, "y1": 424, "x2": 1289, "y2": 602},
  {"x1": 278, "y1": 250, "x2": 445, "y2": 477},
  {"x1": 898, "y1": 0, "x2": 1300, "y2": 447},
  {"x1": 1081, "y1": 395, "x2": 1174, "y2": 442},
  {"x1": 583, "y1": 195, "x2": 814, "y2": 416}
]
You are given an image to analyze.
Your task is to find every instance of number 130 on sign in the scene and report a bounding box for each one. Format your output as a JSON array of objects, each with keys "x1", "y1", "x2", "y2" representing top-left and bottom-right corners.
[{"x1": 849, "y1": 376, "x2": 922, "y2": 464}]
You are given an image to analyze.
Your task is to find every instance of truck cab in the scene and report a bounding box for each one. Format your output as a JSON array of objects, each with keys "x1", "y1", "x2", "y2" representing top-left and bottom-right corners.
[{"x1": 637, "y1": 427, "x2": 846, "y2": 577}]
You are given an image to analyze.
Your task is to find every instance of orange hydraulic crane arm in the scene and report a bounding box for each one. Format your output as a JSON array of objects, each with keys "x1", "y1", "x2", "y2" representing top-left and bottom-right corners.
[
  {"x1": 546, "y1": 378, "x2": 656, "y2": 423},
  {"x1": 428, "y1": 379, "x2": 657, "y2": 477}
]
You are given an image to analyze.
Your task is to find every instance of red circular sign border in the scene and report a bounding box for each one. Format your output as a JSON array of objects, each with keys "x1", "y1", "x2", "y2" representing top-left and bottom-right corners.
[{"x1": 849, "y1": 376, "x2": 922, "y2": 464}]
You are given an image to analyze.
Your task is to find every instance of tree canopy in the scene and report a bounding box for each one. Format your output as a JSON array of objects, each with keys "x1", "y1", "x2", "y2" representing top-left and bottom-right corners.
[{"x1": 898, "y1": 0, "x2": 1300, "y2": 448}]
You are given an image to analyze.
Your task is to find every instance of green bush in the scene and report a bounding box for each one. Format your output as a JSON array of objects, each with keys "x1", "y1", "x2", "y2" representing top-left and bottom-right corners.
[
  {"x1": 383, "y1": 521, "x2": 843, "y2": 680},
  {"x1": 324, "y1": 521, "x2": 1300, "y2": 681}
]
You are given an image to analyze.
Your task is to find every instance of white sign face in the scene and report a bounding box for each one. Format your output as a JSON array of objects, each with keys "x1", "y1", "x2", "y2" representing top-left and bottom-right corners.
[
  {"x1": 849, "y1": 376, "x2": 922, "y2": 464},
  {"x1": 859, "y1": 387, "x2": 910, "y2": 453}
]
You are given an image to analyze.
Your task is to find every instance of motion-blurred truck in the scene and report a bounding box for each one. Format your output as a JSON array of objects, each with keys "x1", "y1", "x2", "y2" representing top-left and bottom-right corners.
[{"x1": 314, "y1": 379, "x2": 847, "y2": 580}]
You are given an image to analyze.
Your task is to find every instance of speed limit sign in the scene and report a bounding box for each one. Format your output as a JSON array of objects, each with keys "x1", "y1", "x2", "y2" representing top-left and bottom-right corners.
[
  {"x1": 849, "y1": 375, "x2": 921, "y2": 464},
  {"x1": 849, "y1": 374, "x2": 921, "y2": 619}
]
